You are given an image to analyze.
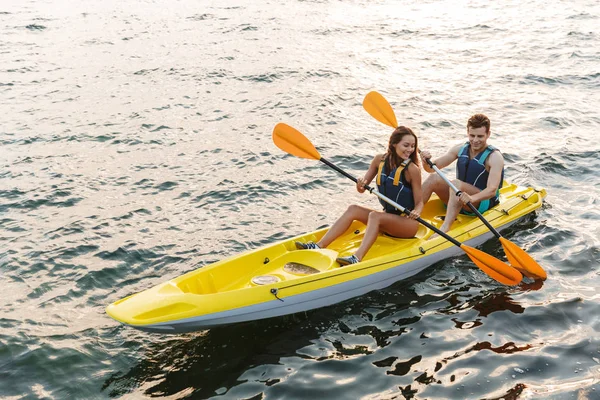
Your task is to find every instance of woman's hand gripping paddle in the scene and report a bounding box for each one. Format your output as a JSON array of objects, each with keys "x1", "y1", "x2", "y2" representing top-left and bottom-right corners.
[
  {"x1": 362, "y1": 91, "x2": 547, "y2": 280},
  {"x1": 272, "y1": 122, "x2": 522, "y2": 286}
]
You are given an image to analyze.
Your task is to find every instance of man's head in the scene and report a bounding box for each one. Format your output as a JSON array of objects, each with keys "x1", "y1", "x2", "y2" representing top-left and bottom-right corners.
[
  {"x1": 467, "y1": 114, "x2": 490, "y2": 134},
  {"x1": 467, "y1": 114, "x2": 491, "y2": 152}
]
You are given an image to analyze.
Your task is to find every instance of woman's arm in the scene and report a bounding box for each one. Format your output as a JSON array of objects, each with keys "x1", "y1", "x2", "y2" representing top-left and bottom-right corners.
[
  {"x1": 407, "y1": 163, "x2": 423, "y2": 219},
  {"x1": 356, "y1": 154, "x2": 383, "y2": 193}
]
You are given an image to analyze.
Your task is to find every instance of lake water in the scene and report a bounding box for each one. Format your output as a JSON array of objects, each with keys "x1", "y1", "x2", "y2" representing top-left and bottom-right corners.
[{"x1": 1, "y1": 0, "x2": 599, "y2": 398}]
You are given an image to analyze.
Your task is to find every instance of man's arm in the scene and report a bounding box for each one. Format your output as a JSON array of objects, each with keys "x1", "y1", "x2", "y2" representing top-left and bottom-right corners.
[{"x1": 421, "y1": 144, "x2": 461, "y2": 173}]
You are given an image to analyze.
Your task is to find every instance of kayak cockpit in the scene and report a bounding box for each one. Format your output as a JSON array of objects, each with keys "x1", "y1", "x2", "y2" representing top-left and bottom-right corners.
[{"x1": 172, "y1": 247, "x2": 340, "y2": 295}]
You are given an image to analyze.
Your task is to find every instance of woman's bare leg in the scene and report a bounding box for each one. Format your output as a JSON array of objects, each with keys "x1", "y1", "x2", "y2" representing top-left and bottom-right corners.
[
  {"x1": 354, "y1": 211, "x2": 418, "y2": 260},
  {"x1": 318, "y1": 204, "x2": 371, "y2": 248}
]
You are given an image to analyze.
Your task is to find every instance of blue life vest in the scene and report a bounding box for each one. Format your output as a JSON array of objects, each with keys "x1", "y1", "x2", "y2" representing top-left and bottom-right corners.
[
  {"x1": 456, "y1": 142, "x2": 504, "y2": 203},
  {"x1": 376, "y1": 157, "x2": 414, "y2": 215}
]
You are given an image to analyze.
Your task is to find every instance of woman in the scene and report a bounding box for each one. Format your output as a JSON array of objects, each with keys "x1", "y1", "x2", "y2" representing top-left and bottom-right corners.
[{"x1": 296, "y1": 126, "x2": 423, "y2": 265}]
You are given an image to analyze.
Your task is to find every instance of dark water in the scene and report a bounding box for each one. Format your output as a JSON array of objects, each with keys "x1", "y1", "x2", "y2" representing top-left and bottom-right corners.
[{"x1": 1, "y1": 0, "x2": 600, "y2": 398}]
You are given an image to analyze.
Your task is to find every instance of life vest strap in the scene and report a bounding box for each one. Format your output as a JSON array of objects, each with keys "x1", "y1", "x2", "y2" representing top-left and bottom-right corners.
[
  {"x1": 377, "y1": 157, "x2": 411, "y2": 186},
  {"x1": 376, "y1": 159, "x2": 384, "y2": 186},
  {"x1": 393, "y1": 159, "x2": 411, "y2": 186}
]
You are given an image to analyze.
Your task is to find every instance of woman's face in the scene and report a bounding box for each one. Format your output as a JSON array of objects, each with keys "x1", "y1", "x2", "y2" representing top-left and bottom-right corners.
[{"x1": 394, "y1": 134, "x2": 416, "y2": 160}]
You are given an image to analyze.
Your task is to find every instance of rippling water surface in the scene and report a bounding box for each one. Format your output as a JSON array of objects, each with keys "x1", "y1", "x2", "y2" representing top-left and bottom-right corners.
[{"x1": 1, "y1": 0, "x2": 600, "y2": 398}]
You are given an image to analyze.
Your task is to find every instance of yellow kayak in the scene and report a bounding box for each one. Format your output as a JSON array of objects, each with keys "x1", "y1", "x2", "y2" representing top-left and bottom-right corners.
[{"x1": 106, "y1": 181, "x2": 546, "y2": 333}]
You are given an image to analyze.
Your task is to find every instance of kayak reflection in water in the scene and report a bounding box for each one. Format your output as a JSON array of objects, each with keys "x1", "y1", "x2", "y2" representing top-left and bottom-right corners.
[{"x1": 295, "y1": 126, "x2": 424, "y2": 265}]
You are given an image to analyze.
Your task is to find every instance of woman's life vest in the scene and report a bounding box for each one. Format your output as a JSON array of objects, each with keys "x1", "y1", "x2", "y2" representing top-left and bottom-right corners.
[{"x1": 376, "y1": 157, "x2": 414, "y2": 215}]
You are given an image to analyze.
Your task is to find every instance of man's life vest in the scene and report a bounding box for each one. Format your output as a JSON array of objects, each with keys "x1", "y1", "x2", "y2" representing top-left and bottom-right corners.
[{"x1": 456, "y1": 142, "x2": 504, "y2": 203}]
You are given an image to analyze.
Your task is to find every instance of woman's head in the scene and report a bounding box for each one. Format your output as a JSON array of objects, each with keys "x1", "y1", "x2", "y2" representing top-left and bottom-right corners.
[{"x1": 387, "y1": 126, "x2": 419, "y2": 168}]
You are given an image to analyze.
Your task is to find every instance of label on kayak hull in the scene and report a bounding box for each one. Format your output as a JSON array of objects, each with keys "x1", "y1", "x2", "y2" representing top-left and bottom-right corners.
[{"x1": 251, "y1": 275, "x2": 281, "y2": 285}]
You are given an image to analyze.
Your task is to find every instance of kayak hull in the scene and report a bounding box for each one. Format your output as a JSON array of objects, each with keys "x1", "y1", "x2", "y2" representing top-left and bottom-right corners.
[
  {"x1": 106, "y1": 183, "x2": 546, "y2": 333},
  {"x1": 126, "y1": 229, "x2": 504, "y2": 333}
]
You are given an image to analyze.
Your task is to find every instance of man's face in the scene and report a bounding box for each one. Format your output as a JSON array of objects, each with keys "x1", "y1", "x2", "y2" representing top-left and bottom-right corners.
[{"x1": 467, "y1": 126, "x2": 490, "y2": 152}]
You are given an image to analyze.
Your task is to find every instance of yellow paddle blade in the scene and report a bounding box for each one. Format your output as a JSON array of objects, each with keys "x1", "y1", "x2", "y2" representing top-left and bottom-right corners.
[
  {"x1": 461, "y1": 244, "x2": 523, "y2": 286},
  {"x1": 272, "y1": 123, "x2": 321, "y2": 160},
  {"x1": 500, "y1": 237, "x2": 547, "y2": 281},
  {"x1": 363, "y1": 91, "x2": 398, "y2": 128}
]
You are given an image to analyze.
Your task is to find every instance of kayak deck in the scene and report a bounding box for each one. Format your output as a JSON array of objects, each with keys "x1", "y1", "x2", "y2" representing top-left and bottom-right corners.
[{"x1": 174, "y1": 181, "x2": 543, "y2": 294}]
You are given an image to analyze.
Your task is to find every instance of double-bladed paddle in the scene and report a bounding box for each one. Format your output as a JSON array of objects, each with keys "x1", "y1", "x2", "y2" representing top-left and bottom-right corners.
[
  {"x1": 272, "y1": 122, "x2": 522, "y2": 286},
  {"x1": 362, "y1": 91, "x2": 547, "y2": 280}
]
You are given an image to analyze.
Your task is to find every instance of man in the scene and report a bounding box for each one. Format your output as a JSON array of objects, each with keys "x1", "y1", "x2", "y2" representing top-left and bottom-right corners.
[{"x1": 420, "y1": 114, "x2": 504, "y2": 234}]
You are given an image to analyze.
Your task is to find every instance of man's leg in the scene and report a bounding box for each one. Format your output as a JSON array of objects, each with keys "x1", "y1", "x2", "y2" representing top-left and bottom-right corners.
[
  {"x1": 438, "y1": 180, "x2": 482, "y2": 233},
  {"x1": 422, "y1": 173, "x2": 451, "y2": 205}
]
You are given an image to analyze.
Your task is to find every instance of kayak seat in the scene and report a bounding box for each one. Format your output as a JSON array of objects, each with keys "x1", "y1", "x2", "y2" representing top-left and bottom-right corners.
[
  {"x1": 250, "y1": 249, "x2": 339, "y2": 284},
  {"x1": 283, "y1": 262, "x2": 321, "y2": 275},
  {"x1": 381, "y1": 224, "x2": 429, "y2": 240}
]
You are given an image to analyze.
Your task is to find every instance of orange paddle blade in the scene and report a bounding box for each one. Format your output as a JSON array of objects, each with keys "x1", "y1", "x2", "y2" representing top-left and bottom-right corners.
[
  {"x1": 272, "y1": 123, "x2": 321, "y2": 160},
  {"x1": 363, "y1": 91, "x2": 398, "y2": 128},
  {"x1": 500, "y1": 237, "x2": 547, "y2": 280},
  {"x1": 461, "y1": 244, "x2": 522, "y2": 286}
]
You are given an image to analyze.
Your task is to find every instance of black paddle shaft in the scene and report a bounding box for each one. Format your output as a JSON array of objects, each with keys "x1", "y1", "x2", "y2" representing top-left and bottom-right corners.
[{"x1": 319, "y1": 157, "x2": 462, "y2": 247}]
